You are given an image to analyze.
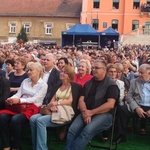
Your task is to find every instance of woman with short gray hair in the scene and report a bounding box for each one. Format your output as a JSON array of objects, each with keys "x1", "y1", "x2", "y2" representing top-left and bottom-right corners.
[{"x1": 73, "y1": 59, "x2": 93, "y2": 87}]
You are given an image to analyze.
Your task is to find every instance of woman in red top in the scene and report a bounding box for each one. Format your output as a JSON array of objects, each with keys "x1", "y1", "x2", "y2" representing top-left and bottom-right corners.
[{"x1": 73, "y1": 59, "x2": 93, "y2": 87}]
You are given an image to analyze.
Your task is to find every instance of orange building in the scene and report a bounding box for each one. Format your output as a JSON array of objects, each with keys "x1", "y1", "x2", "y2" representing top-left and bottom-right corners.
[{"x1": 81, "y1": 0, "x2": 150, "y2": 45}]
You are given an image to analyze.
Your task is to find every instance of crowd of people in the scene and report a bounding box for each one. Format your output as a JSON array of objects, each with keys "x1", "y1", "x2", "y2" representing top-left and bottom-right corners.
[{"x1": 0, "y1": 42, "x2": 149, "y2": 150}]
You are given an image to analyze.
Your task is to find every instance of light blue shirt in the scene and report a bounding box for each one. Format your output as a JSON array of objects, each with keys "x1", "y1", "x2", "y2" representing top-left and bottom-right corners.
[{"x1": 141, "y1": 81, "x2": 150, "y2": 106}]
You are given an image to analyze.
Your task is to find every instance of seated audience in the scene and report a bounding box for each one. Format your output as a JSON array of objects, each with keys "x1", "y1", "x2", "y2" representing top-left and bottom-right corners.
[
  {"x1": 107, "y1": 64, "x2": 125, "y2": 105},
  {"x1": 42, "y1": 53, "x2": 61, "y2": 105},
  {"x1": 102, "y1": 63, "x2": 125, "y2": 142},
  {"x1": 0, "y1": 62, "x2": 48, "y2": 150},
  {"x1": 73, "y1": 59, "x2": 93, "y2": 87},
  {"x1": 122, "y1": 59, "x2": 135, "y2": 81},
  {"x1": 8, "y1": 57, "x2": 28, "y2": 96},
  {"x1": 30, "y1": 65, "x2": 82, "y2": 150},
  {"x1": 113, "y1": 64, "x2": 150, "y2": 144},
  {"x1": 115, "y1": 63, "x2": 130, "y2": 93},
  {"x1": 57, "y1": 57, "x2": 69, "y2": 71},
  {"x1": 0, "y1": 76, "x2": 10, "y2": 110},
  {"x1": 5, "y1": 59, "x2": 15, "y2": 78},
  {"x1": 0, "y1": 56, "x2": 6, "y2": 77},
  {"x1": 64, "y1": 60, "x2": 119, "y2": 150},
  {"x1": 130, "y1": 50, "x2": 139, "y2": 71},
  {"x1": 24, "y1": 53, "x2": 36, "y2": 63},
  {"x1": 124, "y1": 53, "x2": 137, "y2": 73}
]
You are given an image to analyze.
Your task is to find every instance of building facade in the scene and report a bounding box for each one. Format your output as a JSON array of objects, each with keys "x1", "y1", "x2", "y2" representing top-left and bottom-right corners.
[
  {"x1": 81, "y1": 0, "x2": 150, "y2": 45},
  {"x1": 0, "y1": 0, "x2": 82, "y2": 45}
]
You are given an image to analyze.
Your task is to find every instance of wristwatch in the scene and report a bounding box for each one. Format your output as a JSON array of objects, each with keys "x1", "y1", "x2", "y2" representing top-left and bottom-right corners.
[{"x1": 57, "y1": 100, "x2": 61, "y2": 105}]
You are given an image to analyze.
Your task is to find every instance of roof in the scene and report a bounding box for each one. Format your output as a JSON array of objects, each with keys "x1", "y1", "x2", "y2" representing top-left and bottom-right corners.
[
  {"x1": 100, "y1": 27, "x2": 119, "y2": 35},
  {"x1": 62, "y1": 24, "x2": 99, "y2": 35},
  {"x1": 0, "y1": 0, "x2": 82, "y2": 17}
]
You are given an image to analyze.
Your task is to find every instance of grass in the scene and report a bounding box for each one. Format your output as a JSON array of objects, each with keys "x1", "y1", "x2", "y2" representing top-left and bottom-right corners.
[{"x1": 0, "y1": 125, "x2": 150, "y2": 150}]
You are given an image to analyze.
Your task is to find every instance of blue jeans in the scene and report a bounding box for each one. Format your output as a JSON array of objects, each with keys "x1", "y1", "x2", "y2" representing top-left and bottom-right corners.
[
  {"x1": 64, "y1": 113, "x2": 113, "y2": 150},
  {"x1": 30, "y1": 113, "x2": 69, "y2": 150}
]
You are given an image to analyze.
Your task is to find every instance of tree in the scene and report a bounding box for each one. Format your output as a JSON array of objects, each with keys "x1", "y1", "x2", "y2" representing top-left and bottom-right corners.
[{"x1": 17, "y1": 26, "x2": 28, "y2": 43}]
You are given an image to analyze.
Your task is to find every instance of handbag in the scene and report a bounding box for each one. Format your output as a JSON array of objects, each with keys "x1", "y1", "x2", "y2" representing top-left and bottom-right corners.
[
  {"x1": 39, "y1": 105, "x2": 52, "y2": 115},
  {"x1": 5, "y1": 101, "x2": 31, "y2": 113},
  {"x1": 51, "y1": 105, "x2": 75, "y2": 124}
]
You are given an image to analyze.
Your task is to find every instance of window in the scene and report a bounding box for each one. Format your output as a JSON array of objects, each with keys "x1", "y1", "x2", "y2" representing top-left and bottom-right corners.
[
  {"x1": 133, "y1": 0, "x2": 140, "y2": 9},
  {"x1": 112, "y1": 19, "x2": 118, "y2": 30},
  {"x1": 103, "y1": 22, "x2": 107, "y2": 28},
  {"x1": 92, "y1": 19, "x2": 99, "y2": 30},
  {"x1": 44, "y1": 22, "x2": 53, "y2": 35},
  {"x1": 22, "y1": 23, "x2": 31, "y2": 33},
  {"x1": 147, "y1": 0, "x2": 150, "y2": 5},
  {"x1": 143, "y1": 21, "x2": 150, "y2": 34},
  {"x1": 132, "y1": 20, "x2": 139, "y2": 31},
  {"x1": 93, "y1": 0, "x2": 100, "y2": 8},
  {"x1": 9, "y1": 22, "x2": 16, "y2": 33},
  {"x1": 66, "y1": 23, "x2": 75, "y2": 30},
  {"x1": 112, "y1": 0, "x2": 119, "y2": 9}
]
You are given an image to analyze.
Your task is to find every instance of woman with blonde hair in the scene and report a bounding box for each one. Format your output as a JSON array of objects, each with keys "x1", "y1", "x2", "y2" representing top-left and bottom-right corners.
[
  {"x1": 0, "y1": 62, "x2": 47, "y2": 150},
  {"x1": 115, "y1": 63, "x2": 130, "y2": 94},
  {"x1": 107, "y1": 63, "x2": 125, "y2": 105},
  {"x1": 30, "y1": 65, "x2": 82, "y2": 150},
  {"x1": 73, "y1": 59, "x2": 93, "y2": 87}
]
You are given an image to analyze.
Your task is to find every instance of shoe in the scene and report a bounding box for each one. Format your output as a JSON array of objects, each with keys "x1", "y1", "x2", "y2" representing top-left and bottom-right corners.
[
  {"x1": 113, "y1": 135, "x2": 126, "y2": 144},
  {"x1": 102, "y1": 137, "x2": 108, "y2": 142},
  {"x1": 59, "y1": 126, "x2": 67, "y2": 141},
  {"x1": 140, "y1": 128, "x2": 147, "y2": 135}
]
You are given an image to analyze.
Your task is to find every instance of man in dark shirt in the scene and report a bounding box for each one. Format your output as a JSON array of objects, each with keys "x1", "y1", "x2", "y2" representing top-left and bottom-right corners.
[{"x1": 64, "y1": 60, "x2": 119, "y2": 150}]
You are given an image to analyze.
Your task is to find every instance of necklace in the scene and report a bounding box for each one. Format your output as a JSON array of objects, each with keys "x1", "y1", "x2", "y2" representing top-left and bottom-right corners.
[
  {"x1": 56, "y1": 85, "x2": 71, "y2": 101},
  {"x1": 60, "y1": 83, "x2": 70, "y2": 92}
]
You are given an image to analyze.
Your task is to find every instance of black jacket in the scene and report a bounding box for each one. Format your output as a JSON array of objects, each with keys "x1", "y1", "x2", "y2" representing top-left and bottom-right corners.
[
  {"x1": 0, "y1": 69, "x2": 6, "y2": 77},
  {"x1": 43, "y1": 68, "x2": 61, "y2": 105},
  {"x1": 47, "y1": 82, "x2": 82, "y2": 118},
  {"x1": 0, "y1": 76, "x2": 10, "y2": 109}
]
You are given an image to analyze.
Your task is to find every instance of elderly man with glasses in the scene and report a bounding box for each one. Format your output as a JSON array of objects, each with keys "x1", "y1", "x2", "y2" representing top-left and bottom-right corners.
[{"x1": 64, "y1": 60, "x2": 119, "y2": 150}]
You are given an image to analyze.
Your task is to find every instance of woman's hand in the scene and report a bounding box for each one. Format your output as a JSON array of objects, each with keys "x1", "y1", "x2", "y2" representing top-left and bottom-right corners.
[
  {"x1": 47, "y1": 101, "x2": 58, "y2": 112},
  {"x1": 50, "y1": 106, "x2": 58, "y2": 112},
  {"x1": 6, "y1": 98, "x2": 20, "y2": 105},
  {"x1": 47, "y1": 101, "x2": 57, "y2": 108}
]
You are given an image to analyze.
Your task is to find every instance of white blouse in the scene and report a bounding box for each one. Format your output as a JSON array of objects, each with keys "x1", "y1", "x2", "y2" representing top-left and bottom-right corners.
[
  {"x1": 116, "y1": 79, "x2": 125, "y2": 105},
  {"x1": 11, "y1": 78, "x2": 48, "y2": 107}
]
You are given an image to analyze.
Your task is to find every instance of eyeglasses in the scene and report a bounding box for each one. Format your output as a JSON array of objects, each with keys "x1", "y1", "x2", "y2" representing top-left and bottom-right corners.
[{"x1": 92, "y1": 66, "x2": 104, "y2": 70}]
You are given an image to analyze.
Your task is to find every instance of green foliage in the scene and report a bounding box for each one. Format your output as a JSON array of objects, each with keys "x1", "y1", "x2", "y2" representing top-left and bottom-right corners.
[{"x1": 17, "y1": 26, "x2": 28, "y2": 43}]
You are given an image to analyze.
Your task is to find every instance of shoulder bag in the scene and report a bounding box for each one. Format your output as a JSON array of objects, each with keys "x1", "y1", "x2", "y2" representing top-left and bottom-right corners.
[{"x1": 5, "y1": 101, "x2": 31, "y2": 114}]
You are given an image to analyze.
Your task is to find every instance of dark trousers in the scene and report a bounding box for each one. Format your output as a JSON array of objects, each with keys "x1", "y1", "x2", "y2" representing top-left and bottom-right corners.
[
  {"x1": 0, "y1": 113, "x2": 28, "y2": 149},
  {"x1": 117, "y1": 105, "x2": 150, "y2": 136}
]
